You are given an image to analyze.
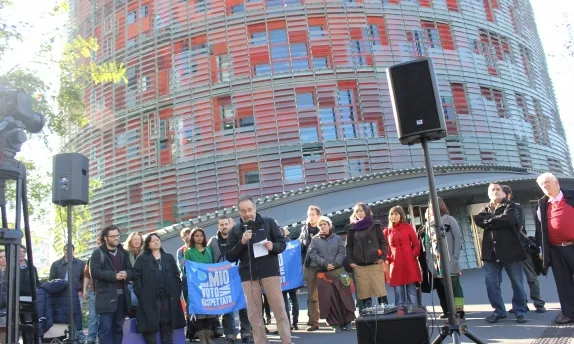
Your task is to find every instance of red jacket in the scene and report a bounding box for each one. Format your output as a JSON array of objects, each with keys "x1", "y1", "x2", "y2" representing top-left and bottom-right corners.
[{"x1": 383, "y1": 223, "x2": 422, "y2": 287}]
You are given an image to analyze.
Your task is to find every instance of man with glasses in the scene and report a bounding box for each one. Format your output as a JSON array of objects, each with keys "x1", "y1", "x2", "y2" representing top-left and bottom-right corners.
[{"x1": 90, "y1": 225, "x2": 133, "y2": 344}]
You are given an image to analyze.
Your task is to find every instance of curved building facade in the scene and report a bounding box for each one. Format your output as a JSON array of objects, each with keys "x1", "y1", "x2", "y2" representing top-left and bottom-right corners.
[{"x1": 67, "y1": 0, "x2": 571, "y2": 237}]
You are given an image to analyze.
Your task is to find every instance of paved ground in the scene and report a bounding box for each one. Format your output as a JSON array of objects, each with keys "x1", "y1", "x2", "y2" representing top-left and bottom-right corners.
[{"x1": 218, "y1": 268, "x2": 573, "y2": 344}]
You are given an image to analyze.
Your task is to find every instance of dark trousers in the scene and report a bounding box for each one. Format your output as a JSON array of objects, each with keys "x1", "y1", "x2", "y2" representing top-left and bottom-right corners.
[
  {"x1": 262, "y1": 294, "x2": 271, "y2": 319},
  {"x1": 99, "y1": 294, "x2": 127, "y2": 344},
  {"x1": 434, "y1": 276, "x2": 464, "y2": 314},
  {"x1": 143, "y1": 298, "x2": 173, "y2": 344},
  {"x1": 221, "y1": 308, "x2": 250, "y2": 339},
  {"x1": 523, "y1": 253, "x2": 545, "y2": 308},
  {"x1": 550, "y1": 245, "x2": 574, "y2": 318},
  {"x1": 282, "y1": 289, "x2": 300, "y2": 325}
]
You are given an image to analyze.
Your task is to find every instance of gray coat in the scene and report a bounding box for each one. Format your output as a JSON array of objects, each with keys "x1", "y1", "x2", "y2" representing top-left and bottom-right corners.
[
  {"x1": 425, "y1": 215, "x2": 463, "y2": 275},
  {"x1": 207, "y1": 232, "x2": 230, "y2": 263},
  {"x1": 307, "y1": 233, "x2": 345, "y2": 271}
]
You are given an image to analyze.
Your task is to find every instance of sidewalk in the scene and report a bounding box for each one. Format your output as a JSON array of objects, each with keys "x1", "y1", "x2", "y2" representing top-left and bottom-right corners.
[{"x1": 261, "y1": 268, "x2": 573, "y2": 343}]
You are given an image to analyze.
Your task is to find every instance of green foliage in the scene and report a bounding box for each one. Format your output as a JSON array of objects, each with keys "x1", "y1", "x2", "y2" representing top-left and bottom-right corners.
[{"x1": 52, "y1": 179, "x2": 102, "y2": 255}]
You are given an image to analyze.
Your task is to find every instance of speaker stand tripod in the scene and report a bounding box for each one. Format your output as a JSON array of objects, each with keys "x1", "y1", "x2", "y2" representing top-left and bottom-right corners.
[
  {"x1": 0, "y1": 158, "x2": 40, "y2": 344},
  {"x1": 421, "y1": 138, "x2": 486, "y2": 344}
]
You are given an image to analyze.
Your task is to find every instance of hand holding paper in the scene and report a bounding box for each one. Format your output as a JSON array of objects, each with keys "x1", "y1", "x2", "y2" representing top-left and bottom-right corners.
[{"x1": 252, "y1": 239, "x2": 270, "y2": 258}]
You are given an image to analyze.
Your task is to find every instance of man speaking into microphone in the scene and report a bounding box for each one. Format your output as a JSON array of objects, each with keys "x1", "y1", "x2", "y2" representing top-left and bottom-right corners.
[{"x1": 226, "y1": 195, "x2": 292, "y2": 344}]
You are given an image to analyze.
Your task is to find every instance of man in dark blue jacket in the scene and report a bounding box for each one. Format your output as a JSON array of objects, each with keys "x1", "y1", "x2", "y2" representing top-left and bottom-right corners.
[
  {"x1": 226, "y1": 195, "x2": 291, "y2": 344},
  {"x1": 90, "y1": 225, "x2": 133, "y2": 344}
]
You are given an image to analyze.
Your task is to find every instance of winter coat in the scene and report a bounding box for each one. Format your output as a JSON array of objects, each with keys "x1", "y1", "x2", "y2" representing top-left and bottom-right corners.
[
  {"x1": 19, "y1": 262, "x2": 39, "y2": 297},
  {"x1": 36, "y1": 279, "x2": 67, "y2": 336},
  {"x1": 474, "y1": 200, "x2": 526, "y2": 263},
  {"x1": 345, "y1": 219, "x2": 387, "y2": 266},
  {"x1": 51, "y1": 280, "x2": 83, "y2": 330},
  {"x1": 89, "y1": 244, "x2": 133, "y2": 314},
  {"x1": 133, "y1": 250, "x2": 186, "y2": 333},
  {"x1": 208, "y1": 232, "x2": 231, "y2": 263},
  {"x1": 298, "y1": 224, "x2": 319, "y2": 267},
  {"x1": 49, "y1": 257, "x2": 85, "y2": 292},
  {"x1": 307, "y1": 233, "x2": 345, "y2": 271},
  {"x1": 425, "y1": 215, "x2": 463, "y2": 276},
  {"x1": 226, "y1": 214, "x2": 287, "y2": 282},
  {"x1": 384, "y1": 223, "x2": 422, "y2": 287}
]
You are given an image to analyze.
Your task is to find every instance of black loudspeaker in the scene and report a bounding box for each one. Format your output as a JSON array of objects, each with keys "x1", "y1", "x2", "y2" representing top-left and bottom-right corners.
[
  {"x1": 356, "y1": 310, "x2": 430, "y2": 344},
  {"x1": 387, "y1": 58, "x2": 446, "y2": 145},
  {"x1": 52, "y1": 153, "x2": 89, "y2": 206}
]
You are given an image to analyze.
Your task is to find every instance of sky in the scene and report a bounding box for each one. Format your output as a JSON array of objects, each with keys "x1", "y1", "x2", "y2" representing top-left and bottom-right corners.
[{"x1": 1, "y1": 0, "x2": 574, "y2": 237}]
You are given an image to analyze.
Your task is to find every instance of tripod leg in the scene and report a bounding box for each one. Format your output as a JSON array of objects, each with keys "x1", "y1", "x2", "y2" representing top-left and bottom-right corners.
[
  {"x1": 21, "y1": 176, "x2": 41, "y2": 344},
  {"x1": 432, "y1": 326, "x2": 450, "y2": 344},
  {"x1": 463, "y1": 329, "x2": 488, "y2": 344},
  {"x1": 451, "y1": 330, "x2": 461, "y2": 344}
]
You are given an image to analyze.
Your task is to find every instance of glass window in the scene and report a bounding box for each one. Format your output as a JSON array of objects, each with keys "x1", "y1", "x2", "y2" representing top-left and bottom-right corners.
[
  {"x1": 140, "y1": 5, "x2": 149, "y2": 17},
  {"x1": 269, "y1": 29, "x2": 287, "y2": 43},
  {"x1": 441, "y1": 96, "x2": 455, "y2": 120},
  {"x1": 313, "y1": 57, "x2": 328, "y2": 69},
  {"x1": 254, "y1": 64, "x2": 271, "y2": 75},
  {"x1": 244, "y1": 171, "x2": 260, "y2": 184},
  {"x1": 239, "y1": 116, "x2": 255, "y2": 128},
  {"x1": 140, "y1": 76, "x2": 151, "y2": 92},
  {"x1": 218, "y1": 55, "x2": 231, "y2": 81},
  {"x1": 296, "y1": 93, "x2": 314, "y2": 109},
  {"x1": 127, "y1": 11, "x2": 137, "y2": 25},
  {"x1": 361, "y1": 122, "x2": 377, "y2": 138},
  {"x1": 196, "y1": 0, "x2": 209, "y2": 12},
  {"x1": 284, "y1": 165, "x2": 304, "y2": 181},
  {"x1": 291, "y1": 43, "x2": 307, "y2": 57},
  {"x1": 127, "y1": 67, "x2": 137, "y2": 90},
  {"x1": 273, "y1": 62, "x2": 290, "y2": 73},
  {"x1": 221, "y1": 104, "x2": 235, "y2": 130},
  {"x1": 321, "y1": 125, "x2": 338, "y2": 140},
  {"x1": 309, "y1": 26, "x2": 324, "y2": 39},
  {"x1": 426, "y1": 28, "x2": 440, "y2": 48},
  {"x1": 300, "y1": 127, "x2": 319, "y2": 142},
  {"x1": 342, "y1": 124, "x2": 357, "y2": 139},
  {"x1": 251, "y1": 32, "x2": 267, "y2": 45},
  {"x1": 292, "y1": 59, "x2": 309, "y2": 71},
  {"x1": 231, "y1": 4, "x2": 244, "y2": 13},
  {"x1": 271, "y1": 45, "x2": 289, "y2": 60},
  {"x1": 349, "y1": 159, "x2": 365, "y2": 177},
  {"x1": 363, "y1": 24, "x2": 380, "y2": 46},
  {"x1": 319, "y1": 108, "x2": 336, "y2": 123},
  {"x1": 339, "y1": 90, "x2": 353, "y2": 105}
]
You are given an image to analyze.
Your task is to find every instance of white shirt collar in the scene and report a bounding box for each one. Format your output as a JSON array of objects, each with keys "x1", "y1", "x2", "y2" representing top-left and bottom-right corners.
[{"x1": 548, "y1": 191, "x2": 564, "y2": 203}]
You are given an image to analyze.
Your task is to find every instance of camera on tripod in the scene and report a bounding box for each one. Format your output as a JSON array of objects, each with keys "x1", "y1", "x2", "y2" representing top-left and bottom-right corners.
[{"x1": 0, "y1": 86, "x2": 46, "y2": 344}]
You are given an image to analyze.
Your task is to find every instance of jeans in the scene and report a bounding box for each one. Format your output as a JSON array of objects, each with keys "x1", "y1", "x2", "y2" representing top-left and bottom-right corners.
[
  {"x1": 128, "y1": 283, "x2": 138, "y2": 308},
  {"x1": 98, "y1": 294, "x2": 127, "y2": 344},
  {"x1": 283, "y1": 289, "x2": 300, "y2": 325},
  {"x1": 394, "y1": 284, "x2": 417, "y2": 307},
  {"x1": 221, "y1": 308, "x2": 250, "y2": 339},
  {"x1": 87, "y1": 291, "x2": 99, "y2": 343},
  {"x1": 483, "y1": 260, "x2": 528, "y2": 317}
]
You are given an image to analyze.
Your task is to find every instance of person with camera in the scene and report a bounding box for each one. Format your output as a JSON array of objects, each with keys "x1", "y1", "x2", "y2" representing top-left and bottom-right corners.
[
  {"x1": 208, "y1": 216, "x2": 251, "y2": 343},
  {"x1": 90, "y1": 225, "x2": 133, "y2": 344},
  {"x1": 226, "y1": 195, "x2": 292, "y2": 344}
]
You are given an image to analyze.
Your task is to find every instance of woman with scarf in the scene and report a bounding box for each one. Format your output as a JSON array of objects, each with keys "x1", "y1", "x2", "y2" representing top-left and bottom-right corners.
[
  {"x1": 308, "y1": 216, "x2": 355, "y2": 332},
  {"x1": 133, "y1": 233, "x2": 186, "y2": 344},
  {"x1": 345, "y1": 203, "x2": 388, "y2": 308},
  {"x1": 184, "y1": 227, "x2": 216, "y2": 344},
  {"x1": 424, "y1": 198, "x2": 465, "y2": 320},
  {"x1": 383, "y1": 206, "x2": 422, "y2": 309}
]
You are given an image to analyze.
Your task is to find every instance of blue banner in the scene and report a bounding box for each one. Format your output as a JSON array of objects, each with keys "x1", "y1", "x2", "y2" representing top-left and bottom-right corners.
[
  {"x1": 185, "y1": 260, "x2": 247, "y2": 315},
  {"x1": 279, "y1": 240, "x2": 304, "y2": 291}
]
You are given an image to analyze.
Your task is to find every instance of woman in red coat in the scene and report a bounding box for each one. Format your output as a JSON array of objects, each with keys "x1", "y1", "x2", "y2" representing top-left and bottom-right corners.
[{"x1": 383, "y1": 206, "x2": 422, "y2": 309}]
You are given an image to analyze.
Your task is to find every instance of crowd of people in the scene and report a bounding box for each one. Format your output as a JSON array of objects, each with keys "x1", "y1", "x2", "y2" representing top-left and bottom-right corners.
[{"x1": 0, "y1": 171, "x2": 572, "y2": 344}]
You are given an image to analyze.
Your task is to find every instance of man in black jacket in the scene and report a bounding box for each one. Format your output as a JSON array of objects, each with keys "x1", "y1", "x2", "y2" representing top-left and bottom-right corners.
[
  {"x1": 533, "y1": 173, "x2": 574, "y2": 324},
  {"x1": 50, "y1": 244, "x2": 85, "y2": 296},
  {"x1": 89, "y1": 225, "x2": 133, "y2": 344},
  {"x1": 474, "y1": 183, "x2": 528, "y2": 324},
  {"x1": 226, "y1": 195, "x2": 291, "y2": 344}
]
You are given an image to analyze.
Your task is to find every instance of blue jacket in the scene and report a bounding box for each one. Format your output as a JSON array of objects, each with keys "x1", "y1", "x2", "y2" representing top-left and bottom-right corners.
[{"x1": 37, "y1": 280, "x2": 67, "y2": 336}]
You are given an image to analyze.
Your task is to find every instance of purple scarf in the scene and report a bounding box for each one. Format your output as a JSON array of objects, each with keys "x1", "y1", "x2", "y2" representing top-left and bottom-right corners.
[{"x1": 352, "y1": 216, "x2": 373, "y2": 231}]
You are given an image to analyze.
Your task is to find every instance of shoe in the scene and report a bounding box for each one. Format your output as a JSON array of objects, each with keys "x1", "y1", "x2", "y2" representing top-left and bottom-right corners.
[
  {"x1": 225, "y1": 338, "x2": 235, "y2": 344},
  {"x1": 291, "y1": 324, "x2": 299, "y2": 330},
  {"x1": 306, "y1": 321, "x2": 313, "y2": 326},
  {"x1": 343, "y1": 322, "x2": 353, "y2": 331},
  {"x1": 485, "y1": 314, "x2": 507, "y2": 323},
  {"x1": 241, "y1": 336, "x2": 252, "y2": 343},
  {"x1": 332, "y1": 325, "x2": 341, "y2": 333},
  {"x1": 509, "y1": 309, "x2": 514, "y2": 314},
  {"x1": 517, "y1": 315, "x2": 528, "y2": 323},
  {"x1": 555, "y1": 315, "x2": 574, "y2": 324},
  {"x1": 306, "y1": 325, "x2": 319, "y2": 331},
  {"x1": 439, "y1": 313, "x2": 447, "y2": 319},
  {"x1": 535, "y1": 306, "x2": 547, "y2": 313}
]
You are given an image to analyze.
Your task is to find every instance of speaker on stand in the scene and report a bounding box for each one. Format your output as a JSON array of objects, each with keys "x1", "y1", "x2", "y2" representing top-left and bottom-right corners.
[{"x1": 52, "y1": 153, "x2": 89, "y2": 344}]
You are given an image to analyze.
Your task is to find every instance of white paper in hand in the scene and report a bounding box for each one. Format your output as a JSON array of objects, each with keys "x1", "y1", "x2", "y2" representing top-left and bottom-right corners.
[{"x1": 252, "y1": 239, "x2": 269, "y2": 258}]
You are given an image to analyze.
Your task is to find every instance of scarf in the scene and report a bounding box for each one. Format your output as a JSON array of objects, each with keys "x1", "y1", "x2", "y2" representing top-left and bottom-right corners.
[
  {"x1": 352, "y1": 216, "x2": 373, "y2": 231},
  {"x1": 186, "y1": 246, "x2": 213, "y2": 264}
]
